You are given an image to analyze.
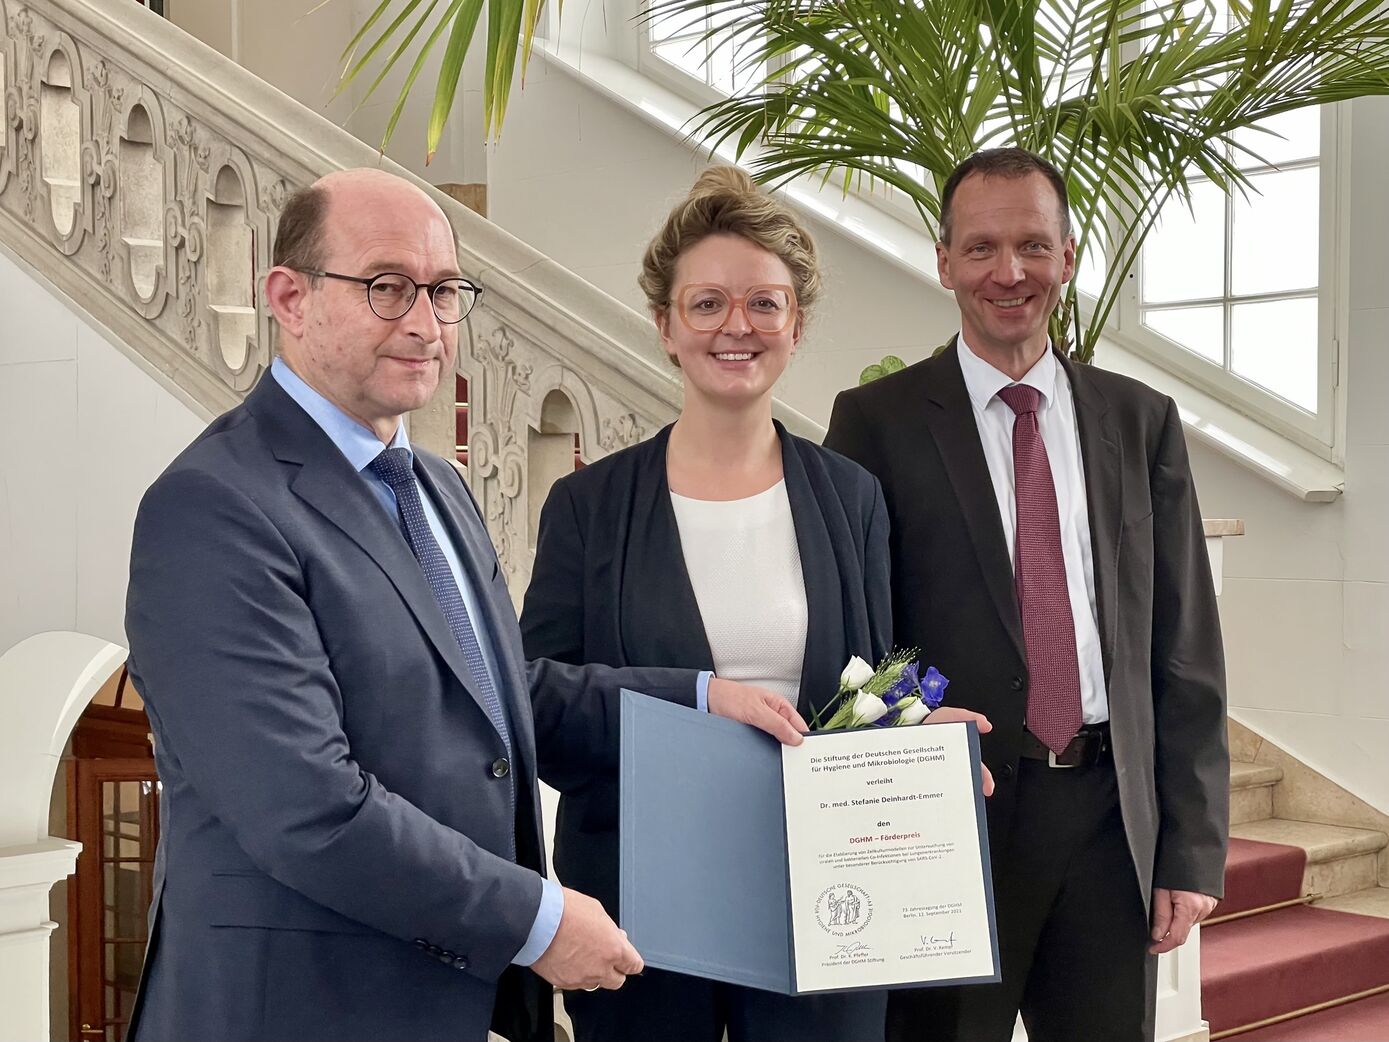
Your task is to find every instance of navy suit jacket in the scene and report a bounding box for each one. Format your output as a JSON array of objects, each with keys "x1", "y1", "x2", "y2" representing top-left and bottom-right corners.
[
  {"x1": 123, "y1": 375, "x2": 700, "y2": 1042},
  {"x1": 519, "y1": 422, "x2": 892, "y2": 919}
]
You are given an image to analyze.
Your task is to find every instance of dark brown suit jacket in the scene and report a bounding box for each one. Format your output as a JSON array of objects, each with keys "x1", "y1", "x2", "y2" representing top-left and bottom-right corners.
[{"x1": 824, "y1": 341, "x2": 1229, "y2": 904}]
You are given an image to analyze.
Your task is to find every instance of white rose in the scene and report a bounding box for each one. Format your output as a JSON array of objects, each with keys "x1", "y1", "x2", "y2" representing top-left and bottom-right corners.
[
  {"x1": 839, "y1": 655, "x2": 875, "y2": 692},
  {"x1": 896, "y1": 699, "x2": 931, "y2": 725},
  {"x1": 851, "y1": 689, "x2": 889, "y2": 725}
]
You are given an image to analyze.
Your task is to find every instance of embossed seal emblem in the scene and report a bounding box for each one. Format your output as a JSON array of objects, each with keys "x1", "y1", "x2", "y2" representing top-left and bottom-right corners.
[{"x1": 814, "y1": 883, "x2": 873, "y2": 936}]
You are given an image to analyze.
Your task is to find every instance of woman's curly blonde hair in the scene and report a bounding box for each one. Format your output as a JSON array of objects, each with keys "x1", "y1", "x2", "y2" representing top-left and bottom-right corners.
[{"x1": 639, "y1": 166, "x2": 821, "y2": 318}]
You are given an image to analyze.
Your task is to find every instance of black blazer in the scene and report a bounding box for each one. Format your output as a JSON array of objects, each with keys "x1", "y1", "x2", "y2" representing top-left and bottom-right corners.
[
  {"x1": 824, "y1": 342, "x2": 1229, "y2": 903},
  {"x1": 520, "y1": 421, "x2": 892, "y2": 916}
]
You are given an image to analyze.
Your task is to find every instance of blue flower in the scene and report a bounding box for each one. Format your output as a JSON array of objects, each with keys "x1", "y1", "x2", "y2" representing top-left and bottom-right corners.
[
  {"x1": 882, "y1": 662, "x2": 920, "y2": 707},
  {"x1": 919, "y1": 666, "x2": 949, "y2": 710}
]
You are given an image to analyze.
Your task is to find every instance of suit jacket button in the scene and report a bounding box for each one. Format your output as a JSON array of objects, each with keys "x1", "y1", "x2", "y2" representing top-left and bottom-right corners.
[
  {"x1": 1010, "y1": 676, "x2": 1024, "y2": 691},
  {"x1": 491, "y1": 757, "x2": 510, "y2": 779},
  {"x1": 412, "y1": 938, "x2": 429, "y2": 950},
  {"x1": 452, "y1": 955, "x2": 469, "y2": 970},
  {"x1": 1000, "y1": 763, "x2": 1015, "y2": 779}
]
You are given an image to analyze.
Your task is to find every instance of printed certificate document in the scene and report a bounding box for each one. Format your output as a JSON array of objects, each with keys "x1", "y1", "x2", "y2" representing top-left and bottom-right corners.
[
  {"x1": 619, "y1": 691, "x2": 999, "y2": 995},
  {"x1": 781, "y1": 725, "x2": 998, "y2": 991}
]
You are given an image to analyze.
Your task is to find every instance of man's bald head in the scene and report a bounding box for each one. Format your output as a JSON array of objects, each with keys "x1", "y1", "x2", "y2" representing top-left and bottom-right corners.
[
  {"x1": 272, "y1": 168, "x2": 453, "y2": 278},
  {"x1": 264, "y1": 167, "x2": 463, "y2": 443}
]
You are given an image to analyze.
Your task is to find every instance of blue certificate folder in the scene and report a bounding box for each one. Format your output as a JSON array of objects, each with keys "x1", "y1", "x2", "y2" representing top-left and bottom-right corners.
[{"x1": 618, "y1": 690, "x2": 1000, "y2": 995}]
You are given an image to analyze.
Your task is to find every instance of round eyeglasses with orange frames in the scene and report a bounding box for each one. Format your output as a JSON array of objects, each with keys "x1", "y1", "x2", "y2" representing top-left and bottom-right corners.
[{"x1": 673, "y1": 284, "x2": 798, "y2": 334}]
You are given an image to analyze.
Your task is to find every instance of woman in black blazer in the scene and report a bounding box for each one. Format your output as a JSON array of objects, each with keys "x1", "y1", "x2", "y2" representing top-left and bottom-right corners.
[{"x1": 521, "y1": 167, "x2": 891, "y2": 1042}]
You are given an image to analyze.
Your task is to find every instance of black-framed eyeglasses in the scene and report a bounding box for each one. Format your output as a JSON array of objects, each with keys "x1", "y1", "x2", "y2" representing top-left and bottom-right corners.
[{"x1": 296, "y1": 269, "x2": 483, "y2": 324}]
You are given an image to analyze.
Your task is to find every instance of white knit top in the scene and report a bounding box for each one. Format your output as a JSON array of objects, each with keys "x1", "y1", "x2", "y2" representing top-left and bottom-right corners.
[{"x1": 669, "y1": 480, "x2": 808, "y2": 705}]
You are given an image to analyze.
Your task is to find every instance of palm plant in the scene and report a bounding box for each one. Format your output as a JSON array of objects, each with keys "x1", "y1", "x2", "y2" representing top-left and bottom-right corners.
[
  {"x1": 335, "y1": 0, "x2": 551, "y2": 161},
  {"x1": 643, "y1": 0, "x2": 1389, "y2": 361}
]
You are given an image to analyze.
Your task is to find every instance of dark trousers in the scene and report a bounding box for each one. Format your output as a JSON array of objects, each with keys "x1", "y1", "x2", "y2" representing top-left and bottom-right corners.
[
  {"x1": 565, "y1": 966, "x2": 886, "y2": 1042},
  {"x1": 887, "y1": 758, "x2": 1156, "y2": 1042}
]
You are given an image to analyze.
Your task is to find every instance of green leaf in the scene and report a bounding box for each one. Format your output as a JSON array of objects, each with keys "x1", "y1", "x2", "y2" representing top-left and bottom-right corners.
[
  {"x1": 859, "y1": 363, "x2": 886, "y2": 385},
  {"x1": 380, "y1": 0, "x2": 462, "y2": 152},
  {"x1": 426, "y1": 0, "x2": 487, "y2": 162}
]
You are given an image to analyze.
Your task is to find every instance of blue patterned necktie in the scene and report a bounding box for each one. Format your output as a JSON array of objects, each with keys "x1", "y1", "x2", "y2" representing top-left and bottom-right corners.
[{"x1": 369, "y1": 448, "x2": 511, "y2": 752}]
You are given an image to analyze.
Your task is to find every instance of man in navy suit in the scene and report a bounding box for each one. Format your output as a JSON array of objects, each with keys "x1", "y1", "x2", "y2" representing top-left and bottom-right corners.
[{"x1": 123, "y1": 168, "x2": 804, "y2": 1042}]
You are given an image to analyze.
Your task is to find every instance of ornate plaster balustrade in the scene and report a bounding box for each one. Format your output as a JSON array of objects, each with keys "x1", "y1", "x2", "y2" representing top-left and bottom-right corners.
[{"x1": 0, "y1": 0, "x2": 820, "y2": 589}]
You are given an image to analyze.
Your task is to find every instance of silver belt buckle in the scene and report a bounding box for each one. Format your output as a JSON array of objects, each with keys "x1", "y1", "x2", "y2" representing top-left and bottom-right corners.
[{"x1": 1047, "y1": 748, "x2": 1076, "y2": 769}]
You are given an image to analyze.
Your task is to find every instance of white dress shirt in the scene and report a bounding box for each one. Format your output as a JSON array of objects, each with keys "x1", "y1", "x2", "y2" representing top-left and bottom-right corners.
[
  {"x1": 955, "y1": 335, "x2": 1109, "y2": 724},
  {"x1": 670, "y1": 480, "x2": 808, "y2": 707}
]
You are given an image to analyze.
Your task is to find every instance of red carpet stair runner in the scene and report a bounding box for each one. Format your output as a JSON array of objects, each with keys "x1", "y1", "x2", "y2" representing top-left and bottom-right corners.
[{"x1": 1202, "y1": 838, "x2": 1389, "y2": 1038}]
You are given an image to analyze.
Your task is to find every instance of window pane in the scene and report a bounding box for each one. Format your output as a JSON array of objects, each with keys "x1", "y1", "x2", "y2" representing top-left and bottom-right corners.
[
  {"x1": 1143, "y1": 305, "x2": 1224, "y2": 364},
  {"x1": 1142, "y1": 180, "x2": 1225, "y2": 303},
  {"x1": 653, "y1": 38, "x2": 707, "y2": 81},
  {"x1": 1229, "y1": 167, "x2": 1318, "y2": 297},
  {"x1": 730, "y1": 52, "x2": 766, "y2": 95},
  {"x1": 647, "y1": 4, "x2": 700, "y2": 43},
  {"x1": 708, "y1": 38, "x2": 734, "y2": 93},
  {"x1": 1075, "y1": 239, "x2": 1105, "y2": 299},
  {"x1": 1231, "y1": 297, "x2": 1318, "y2": 411},
  {"x1": 1233, "y1": 108, "x2": 1320, "y2": 169}
]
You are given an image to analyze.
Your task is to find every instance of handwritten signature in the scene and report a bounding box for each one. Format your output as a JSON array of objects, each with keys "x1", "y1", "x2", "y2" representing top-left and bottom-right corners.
[
  {"x1": 833, "y1": 942, "x2": 872, "y2": 957},
  {"x1": 920, "y1": 932, "x2": 957, "y2": 948}
]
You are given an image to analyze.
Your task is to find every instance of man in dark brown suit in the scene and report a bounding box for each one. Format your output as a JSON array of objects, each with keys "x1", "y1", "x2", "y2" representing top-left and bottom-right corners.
[{"x1": 825, "y1": 148, "x2": 1229, "y2": 1042}]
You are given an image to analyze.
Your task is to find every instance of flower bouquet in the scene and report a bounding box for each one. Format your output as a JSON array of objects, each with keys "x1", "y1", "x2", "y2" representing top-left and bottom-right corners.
[{"x1": 810, "y1": 649, "x2": 950, "y2": 731}]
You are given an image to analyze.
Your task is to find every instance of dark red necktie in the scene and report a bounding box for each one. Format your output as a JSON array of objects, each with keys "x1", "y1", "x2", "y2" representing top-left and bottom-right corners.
[{"x1": 996, "y1": 384, "x2": 1083, "y2": 755}]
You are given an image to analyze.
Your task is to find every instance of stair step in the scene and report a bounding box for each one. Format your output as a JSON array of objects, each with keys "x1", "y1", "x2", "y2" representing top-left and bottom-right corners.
[
  {"x1": 1202, "y1": 905, "x2": 1389, "y2": 1036},
  {"x1": 1231, "y1": 986, "x2": 1389, "y2": 1041},
  {"x1": 1229, "y1": 763, "x2": 1282, "y2": 826},
  {"x1": 1218, "y1": 838, "x2": 1308, "y2": 918},
  {"x1": 1230, "y1": 820, "x2": 1387, "y2": 899},
  {"x1": 1319, "y1": 887, "x2": 1389, "y2": 921},
  {"x1": 1230, "y1": 762, "x2": 1283, "y2": 790}
]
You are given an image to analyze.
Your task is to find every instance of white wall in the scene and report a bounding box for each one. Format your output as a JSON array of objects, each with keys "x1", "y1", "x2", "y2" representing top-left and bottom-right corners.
[
  {"x1": 0, "y1": 247, "x2": 206, "y2": 654},
  {"x1": 166, "y1": 0, "x2": 489, "y2": 187},
  {"x1": 167, "y1": 0, "x2": 361, "y2": 129},
  {"x1": 486, "y1": 62, "x2": 1389, "y2": 811}
]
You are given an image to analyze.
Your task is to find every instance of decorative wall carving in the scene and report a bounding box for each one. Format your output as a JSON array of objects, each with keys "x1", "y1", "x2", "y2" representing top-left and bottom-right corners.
[
  {"x1": 117, "y1": 90, "x2": 170, "y2": 312},
  {"x1": 460, "y1": 316, "x2": 670, "y2": 585},
  {"x1": 12, "y1": 9, "x2": 43, "y2": 223},
  {"x1": 600, "y1": 412, "x2": 645, "y2": 452},
  {"x1": 80, "y1": 55, "x2": 120, "y2": 281},
  {"x1": 0, "y1": 0, "x2": 13, "y2": 196},
  {"x1": 0, "y1": 0, "x2": 687, "y2": 586},
  {"x1": 38, "y1": 36, "x2": 86, "y2": 249}
]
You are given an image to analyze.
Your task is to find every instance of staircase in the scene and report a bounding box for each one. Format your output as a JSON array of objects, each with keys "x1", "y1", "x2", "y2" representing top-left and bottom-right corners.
[
  {"x1": 454, "y1": 375, "x2": 581, "y2": 472},
  {"x1": 1203, "y1": 730, "x2": 1389, "y2": 1039}
]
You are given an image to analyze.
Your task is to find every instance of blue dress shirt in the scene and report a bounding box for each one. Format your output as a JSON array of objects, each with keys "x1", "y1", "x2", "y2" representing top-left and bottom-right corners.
[{"x1": 271, "y1": 358, "x2": 562, "y2": 966}]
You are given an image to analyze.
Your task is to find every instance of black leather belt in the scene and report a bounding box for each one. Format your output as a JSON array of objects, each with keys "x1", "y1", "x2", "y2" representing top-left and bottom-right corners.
[{"x1": 1019, "y1": 724, "x2": 1112, "y2": 768}]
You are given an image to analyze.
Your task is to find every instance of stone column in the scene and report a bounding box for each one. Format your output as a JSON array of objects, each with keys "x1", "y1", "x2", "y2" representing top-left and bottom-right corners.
[{"x1": 0, "y1": 839, "x2": 81, "y2": 1042}]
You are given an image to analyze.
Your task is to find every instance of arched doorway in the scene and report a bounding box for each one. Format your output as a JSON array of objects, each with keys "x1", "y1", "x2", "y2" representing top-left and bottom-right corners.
[{"x1": 0, "y1": 631, "x2": 125, "y2": 1042}]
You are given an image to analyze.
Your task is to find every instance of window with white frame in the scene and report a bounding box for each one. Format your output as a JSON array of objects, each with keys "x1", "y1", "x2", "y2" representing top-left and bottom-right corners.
[
  {"x1": 642, "y1": 1, "x2": 766, "y2": 99},
  {"x1": 1135, "y1": 106, "x2": 1328, "y2": 423}
]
